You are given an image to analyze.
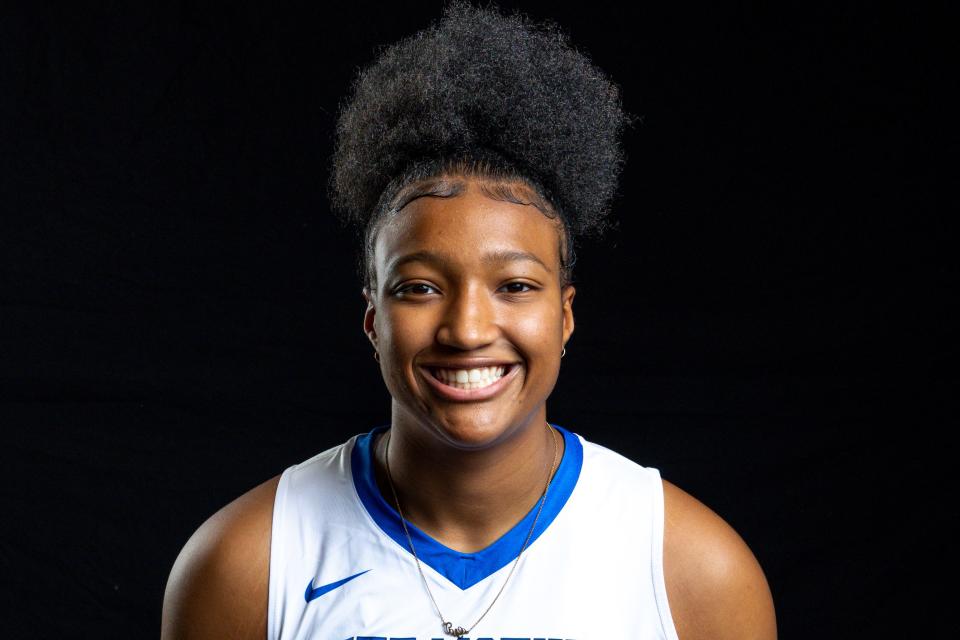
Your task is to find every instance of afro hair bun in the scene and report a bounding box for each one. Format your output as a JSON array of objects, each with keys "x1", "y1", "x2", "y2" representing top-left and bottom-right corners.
[{"x1": 330, "y1": 1, "x2": 629, "y2": 274}]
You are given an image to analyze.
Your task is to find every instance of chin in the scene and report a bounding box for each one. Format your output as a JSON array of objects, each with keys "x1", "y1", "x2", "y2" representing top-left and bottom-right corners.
[{"x1": 425, "y1": 413, "x2": 523, "y2": 451}]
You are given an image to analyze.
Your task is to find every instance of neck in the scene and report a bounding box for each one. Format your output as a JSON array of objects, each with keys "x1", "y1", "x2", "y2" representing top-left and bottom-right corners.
[{"x1": 373, "y1": 411, "x2": 563, "y2": 554}]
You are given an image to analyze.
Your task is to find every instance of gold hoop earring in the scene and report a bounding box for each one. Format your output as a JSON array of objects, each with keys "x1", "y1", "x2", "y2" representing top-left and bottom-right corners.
[{"x1": 374, "y1": 350, "x2": 380, "y2": 363}]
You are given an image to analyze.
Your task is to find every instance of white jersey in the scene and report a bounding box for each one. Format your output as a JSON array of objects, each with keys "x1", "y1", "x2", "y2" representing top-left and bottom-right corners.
[{"x1": 268, "y1": 424, "x2": 680, "y2": 640}]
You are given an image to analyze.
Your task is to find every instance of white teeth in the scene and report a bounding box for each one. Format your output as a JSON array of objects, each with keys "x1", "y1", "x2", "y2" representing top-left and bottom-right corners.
[{"x1": 430, "y1": 366, "x2": 508, "y2": 390}]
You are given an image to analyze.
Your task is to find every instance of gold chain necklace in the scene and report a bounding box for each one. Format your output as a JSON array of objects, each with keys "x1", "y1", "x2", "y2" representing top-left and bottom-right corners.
[{"x1": 383, "y1": 423, "x2": 560, "y2": 638}]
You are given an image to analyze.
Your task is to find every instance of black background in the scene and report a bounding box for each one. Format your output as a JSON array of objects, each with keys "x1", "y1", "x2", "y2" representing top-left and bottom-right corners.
[{"x1": 1, "y1": 1, "x2": 953, "y2": 638}]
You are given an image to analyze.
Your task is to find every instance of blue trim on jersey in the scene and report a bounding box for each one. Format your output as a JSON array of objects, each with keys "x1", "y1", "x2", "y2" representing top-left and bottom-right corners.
[{"x1": 351, "y1": 423, "x2": 584, "y2": 591}]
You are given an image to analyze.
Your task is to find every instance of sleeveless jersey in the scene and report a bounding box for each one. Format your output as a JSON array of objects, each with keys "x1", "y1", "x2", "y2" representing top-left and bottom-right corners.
[{"x1": 267, "y1": 424, "x2": 680, "y2": 640}]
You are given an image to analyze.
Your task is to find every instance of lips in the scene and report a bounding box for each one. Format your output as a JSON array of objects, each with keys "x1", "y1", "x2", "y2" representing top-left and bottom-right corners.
[{"x1": 418, "y1": 363, "x2": 521, "y2": 401}]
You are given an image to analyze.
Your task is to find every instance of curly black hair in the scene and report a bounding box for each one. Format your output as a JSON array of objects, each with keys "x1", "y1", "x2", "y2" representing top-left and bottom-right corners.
[{"x1": 330, "y1": 1, "x2": 629, "y2": 289}]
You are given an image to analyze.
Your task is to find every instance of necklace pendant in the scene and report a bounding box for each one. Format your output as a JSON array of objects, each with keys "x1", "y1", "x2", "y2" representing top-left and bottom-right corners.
[{"x1": 443, "y1": 621, "x2": 468, "y2": 637}]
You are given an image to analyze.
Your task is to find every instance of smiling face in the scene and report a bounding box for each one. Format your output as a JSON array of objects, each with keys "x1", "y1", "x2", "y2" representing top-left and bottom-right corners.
[{"x1": 363, "y1": 177, "x2": 575, "y2": 450}]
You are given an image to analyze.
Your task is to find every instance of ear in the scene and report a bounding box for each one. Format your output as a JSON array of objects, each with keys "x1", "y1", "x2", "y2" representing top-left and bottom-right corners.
[
  {"x1": 362, "y1": 287, "x2": 378, "y2": 350},
  {"x1": 561, "y1": 284, "x2": 576, "y2": 347}
]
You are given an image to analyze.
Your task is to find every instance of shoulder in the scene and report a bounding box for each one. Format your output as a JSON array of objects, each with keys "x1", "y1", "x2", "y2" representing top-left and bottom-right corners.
[
  {"x1": 661, "y1": 478, "x2": 777, "y2": 640},
  {"x1": 161, "y1": 474, "x2": 282, "y2": 640}
]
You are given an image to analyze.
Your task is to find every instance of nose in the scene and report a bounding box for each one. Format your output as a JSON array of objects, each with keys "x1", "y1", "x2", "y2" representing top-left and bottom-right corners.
[{"x1": 435, "y1": 282, "x2": 499, "y2": 350}]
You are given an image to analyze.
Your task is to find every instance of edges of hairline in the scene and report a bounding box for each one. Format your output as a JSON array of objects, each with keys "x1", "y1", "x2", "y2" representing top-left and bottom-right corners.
[{"x1": 360, "y1": 172, "x2": 576, "y2": 292}]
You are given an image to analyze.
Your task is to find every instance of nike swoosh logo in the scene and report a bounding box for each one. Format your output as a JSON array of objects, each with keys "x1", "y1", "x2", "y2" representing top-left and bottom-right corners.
[{"x1": 304, "y1": 570, "x2": 370, "y2": 602}]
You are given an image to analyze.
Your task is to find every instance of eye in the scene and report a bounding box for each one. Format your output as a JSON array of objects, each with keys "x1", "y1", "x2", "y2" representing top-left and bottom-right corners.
[
  {"x1": 394, "y1": 282, "x2": 438, "y2": 296},
  {"x1": 499, "y1": 281, "x2": 535, "y2": 294}
]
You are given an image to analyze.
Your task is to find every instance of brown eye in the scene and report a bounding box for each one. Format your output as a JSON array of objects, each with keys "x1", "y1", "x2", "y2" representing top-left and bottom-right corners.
[
  {"x1": 396, "y1": 283, "x2": 438, "y2": 296},
  {"x1": 499, "y1": 282, "x2": 534, "y2": 294}
]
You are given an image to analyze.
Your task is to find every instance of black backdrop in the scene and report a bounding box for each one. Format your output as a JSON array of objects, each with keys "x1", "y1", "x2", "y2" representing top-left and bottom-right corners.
[{"x1": 1, "y1": 1, "x2": 952, "y2": 638}]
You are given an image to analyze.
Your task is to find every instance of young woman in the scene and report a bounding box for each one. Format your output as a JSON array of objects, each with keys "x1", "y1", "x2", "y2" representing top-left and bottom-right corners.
[{"x1": 161, "y1": 3, "x2": 776, "y2": 639}]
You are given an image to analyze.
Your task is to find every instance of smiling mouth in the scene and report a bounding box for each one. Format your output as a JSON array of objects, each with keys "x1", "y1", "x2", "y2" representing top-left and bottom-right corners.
[{"x1": 426, "y1": 364, "x2": 515, "y2": 391}]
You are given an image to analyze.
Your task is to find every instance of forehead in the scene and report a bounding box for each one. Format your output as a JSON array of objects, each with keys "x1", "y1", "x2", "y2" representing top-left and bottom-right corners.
[{"x1": 374, "y1": 181, "x2": 562, "y2": 277}]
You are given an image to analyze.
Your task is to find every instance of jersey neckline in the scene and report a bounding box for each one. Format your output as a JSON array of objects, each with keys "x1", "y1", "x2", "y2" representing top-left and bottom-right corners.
[{"x1": 350, "y1": 423, "x2": 584, "y2": 591}]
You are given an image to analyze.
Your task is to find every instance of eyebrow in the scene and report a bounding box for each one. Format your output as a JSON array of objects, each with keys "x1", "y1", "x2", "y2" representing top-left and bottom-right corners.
[{"x1": 386, "y1": 249, "x2": 551, "y2": 275}]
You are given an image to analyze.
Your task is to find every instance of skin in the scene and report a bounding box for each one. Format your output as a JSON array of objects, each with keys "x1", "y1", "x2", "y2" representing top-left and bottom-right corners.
[
  {"x1": 362, "y1": 177, "x2": 574, "y2": 551},
  {"x1": 161, "y1": 176, "x2": 777, "y2": 640}
]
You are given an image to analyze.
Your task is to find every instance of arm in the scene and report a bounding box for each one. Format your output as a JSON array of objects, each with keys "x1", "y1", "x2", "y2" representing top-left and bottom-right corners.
[
  {"x1": 161, "y1": 475, "x2": 281, "y2": 640},
  {"x1": 662, "y1": 479, "x2": 777, "y2": 640}
]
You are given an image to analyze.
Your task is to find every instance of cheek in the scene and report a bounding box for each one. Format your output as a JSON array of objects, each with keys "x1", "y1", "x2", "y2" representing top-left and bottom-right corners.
[
  {"x1": 376, "y1": 312, "x2": 419, "y2": 396},
  {"x1": 506, "y1": 303, "x2": 565, "y2": 353},
  {"x1": 379, "y1": 307, "x2": 432, "y2": 358}
]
